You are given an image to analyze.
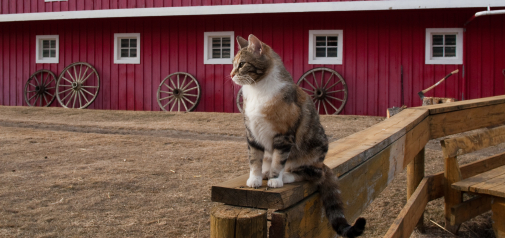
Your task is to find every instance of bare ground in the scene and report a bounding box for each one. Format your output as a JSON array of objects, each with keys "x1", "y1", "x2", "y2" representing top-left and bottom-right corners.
[{"x1": 0, "y1": 106, "x2": 500, "y2": 237}]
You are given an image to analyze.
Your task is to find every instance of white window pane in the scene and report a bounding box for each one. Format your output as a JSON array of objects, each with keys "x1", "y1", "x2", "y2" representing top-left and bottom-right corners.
[
  {"x1": 432, "y1": 35, "x2": 443, "y2": 46},
  {"x1": 222, "y1": 37, "x2": 230, "y2": 48},
  {"x1": 315, "y1": 36, "x2": 326, "y2": 46},
  {"x1": 315, "y1": 48, "x2": 326, "y2": 57},
  {"x1": 121, "y1": 49, "x2": 129, "y2": 57},
  {"x1": 327, "y1": 48, "x2": 338, "y2": 57},
  {"x1": 130, "y1": 39, "x2": 137, "y2": 47},
  {"x1": 130, "y1": 49, "x2": 137, "y2": 57},
  {"x1": 327, "y1": 36, "x2": 338, "y2": 46},
  {"x1": 212, "y1": 38, "x2": 221, "y2": 48},
  {"x1": 433, "y1": 47, "x2": 443, "y2": 57},
  {"x1": 445, "y1": 35, "x2": 456, "y2": 45},
  {"x1": 50, "y1": 40, "x2": 56, "y2": 48},
  {"x1": 42, "y1": 40, "x2": 50, "y2": 49},
  {"x1": 121, "y1": 39, "x2": 129, "y2": 48},
  {"x1": 222, "y1": 48, "x2": 230, "y2": 58},
  {"x1": 42, "y1": 49, "x2": 50, "y2": 57},
  {"x1": 50, "y1": 50, "x2": 56, "y2": 58},
  {"x1": 212, "y1": 49, "x2": 221, "y2": 58},
  {"x1": 445, "y1": 47, "x2": 456, "y2": 57}
]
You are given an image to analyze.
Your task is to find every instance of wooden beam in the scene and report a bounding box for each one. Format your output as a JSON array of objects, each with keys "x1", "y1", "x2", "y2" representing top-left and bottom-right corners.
[
  {"x1": 407, "y1": 148, "x2": 425, "y2": 232},
  {"x1": 212, "y1": 109, "x2": 429, "y2": 209},
  {"x1": 384, "y1": 177, "x2": 431, "y2": 238},
  {"x1": 450, "y1": 195, "x2": 492, "y2": 225},
  {"x1": 443, "y1": 156, "x2": 463, "y2": 233},
  {"x1": 492, "y1": 197, "x2": 505, "y2": 238},
  {"x1": 441, "y1": 125, "x2": 505, "y2": 158},
  {"x1": 270, "y1": 193, "x2": 335, "y2": 238},
  {"x1": 430, "y1": 102, "x2": 505, "y2": 139},
  {"x1": 419, "y1": 95, "x2": 505, "y2": 115},
  {"x1": 210, "y1": 204, "x2": 267, "y2": 238}
]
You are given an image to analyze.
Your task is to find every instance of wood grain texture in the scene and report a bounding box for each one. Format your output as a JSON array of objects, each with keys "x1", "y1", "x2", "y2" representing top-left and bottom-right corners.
[
  {"x1": 492, "y1": 197, "x2": 505, "y2": 238},
  {"x1": 450, "y1": 195, "x2": 492, "y2": 225},
  {"x1": 444, "y1": 156, "x2": 462, "y2": 233},
  {"x1": 212, "y1": 109, "x2": 430, "y2": 209},
  {"x1": 210, "y1": 204, "x2": 267, "y2": 238},
  {"x1": 384, "y1": 177, "x2": 431, "y2": 238},
  {"x1": 441, "y1": 124, "x2": 505, "y2": 158},
  {"x1": 430, "y1": 102, "x2": 505, "y2": 139},
  {"x1": 406, "y1": 148, "x2": 425, "y2": 231}
]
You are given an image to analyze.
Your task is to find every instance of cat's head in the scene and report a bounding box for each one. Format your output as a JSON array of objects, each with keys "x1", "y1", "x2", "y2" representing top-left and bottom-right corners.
[{"x1": 230, "y1": 34, "x2": 274, "y2": 86}]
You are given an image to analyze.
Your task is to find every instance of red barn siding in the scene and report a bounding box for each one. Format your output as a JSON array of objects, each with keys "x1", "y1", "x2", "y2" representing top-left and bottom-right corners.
[{"x1": 1, "y1": 9, "x2": 505, "y2": 116}]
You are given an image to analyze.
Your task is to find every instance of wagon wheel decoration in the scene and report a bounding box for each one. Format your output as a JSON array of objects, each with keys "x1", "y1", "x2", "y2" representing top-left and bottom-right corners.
[
  {"x1": 24, "y1": 69, "x2": 57, "y2": 107},
  {"x1": 236, "y1": 87, "x2": 244, "y2": 113},
  {"x1": 157, "y1": 72, "x2": 201, "y2": 112},
  {"x1": 56, "y1": 62, "x2": 100, "y2": 109},
  {"x1": 297, "y1": 67, "x2": 348, "y2": 115}
]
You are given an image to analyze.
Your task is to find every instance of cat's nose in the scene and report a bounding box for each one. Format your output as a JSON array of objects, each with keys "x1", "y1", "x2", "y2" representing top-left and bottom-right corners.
[{"x1": 230, "y1": 72, "x2": 235, "y2": 78}]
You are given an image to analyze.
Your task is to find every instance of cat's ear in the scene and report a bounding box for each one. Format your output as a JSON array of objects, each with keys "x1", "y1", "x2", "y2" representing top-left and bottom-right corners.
[
  {"x1": 236, "y1": 36, "x2": 249, "y2": 50},
  {"x1": 248, "y1": 34, "x2": 263, "y2": 55}
]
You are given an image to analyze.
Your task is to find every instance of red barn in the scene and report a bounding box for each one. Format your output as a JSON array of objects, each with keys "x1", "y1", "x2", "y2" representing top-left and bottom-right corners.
[{"x1": 0, "y1": 0, "x2": 504, "y2": 116}]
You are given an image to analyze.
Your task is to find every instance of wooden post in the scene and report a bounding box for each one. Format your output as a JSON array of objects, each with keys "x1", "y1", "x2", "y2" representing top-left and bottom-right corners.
[
  {"x1": 407, "y1": 147, "x2": 425, "y2": 232},
  {"x1": 443, "y1": 156, "x2": 462, "y2": 234},
  {"x1": 210, "y1": 204, "x2": 267, "y2": 238},
  {"x1": 492, "y1": 197, "x2": 505, "y2": 238}
]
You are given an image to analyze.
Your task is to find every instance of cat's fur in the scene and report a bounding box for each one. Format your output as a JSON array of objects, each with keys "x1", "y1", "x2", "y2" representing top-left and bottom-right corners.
[{"x1": 230, "y1": 34, "x2": 366, "y2": 238}]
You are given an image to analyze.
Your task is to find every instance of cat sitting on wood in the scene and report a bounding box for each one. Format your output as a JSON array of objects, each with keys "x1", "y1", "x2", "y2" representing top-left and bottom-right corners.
[{"x1": 230, "y1": 34, "x2": 366, "y2": 238}]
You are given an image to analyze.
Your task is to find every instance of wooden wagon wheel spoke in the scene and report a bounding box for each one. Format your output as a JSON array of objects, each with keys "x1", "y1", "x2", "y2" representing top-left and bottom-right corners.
[
  {"x1": 324, "y1": 98, "x2": 340, "y2": 112},
  {"x1": 312, "y1": 71, "x2": 319, "y2": 88},
  {"x1": 157, "y1": 72, "x2": 201, "y2": 112},
  {"x1": 163, "y1": 97, "x2": 176, "y2": 109},
  {"x1": 159, "y1": 95, "x2": 174, "y2": 101},
  {"x1": 24, "y1": 69, "x2": 57, "y2": 107},
  {"x1": 322, "y1": 99, "x2": 329, "y2": 115},
  {"x1": 56, "y1": 62, "x2": 100, "y2": 109},
  {"x1": 236, "y1": 88, "x2": 244, "y2": 113},
  {"x1": 297, "y1": 67, "x2": 348, "y2": 115}
]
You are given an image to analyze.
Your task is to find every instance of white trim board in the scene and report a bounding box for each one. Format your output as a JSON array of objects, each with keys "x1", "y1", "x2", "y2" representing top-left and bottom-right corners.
[{"x1": 1, "y1": 0, "x2": 504, "y2": 22}]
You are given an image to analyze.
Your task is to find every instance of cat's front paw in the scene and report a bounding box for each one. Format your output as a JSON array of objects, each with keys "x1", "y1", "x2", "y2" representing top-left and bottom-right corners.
[
  {"x1": 267, "y1": 178, "x2": 284, "y2": 188},
  {"x1": 246, "y1": 176, "x2": 263, "y2": 188}
]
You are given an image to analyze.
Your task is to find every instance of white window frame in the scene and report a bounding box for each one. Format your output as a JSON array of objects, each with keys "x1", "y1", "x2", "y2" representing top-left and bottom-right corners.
[
  {"x1": 308, "y1": 30, "x2": 343, "y2": 65},
  {"x1": 36, "y1": 35, "x2": 59, "y2": 64},
  {"x1": 45, "y1": 0, "x2": 67, "y2": 2},
  {"x1": 114, "y1": 33, "x2": 141, "y2": 64},
  {"x1": 425, "y1": 28, "x2": 463, "y2": 65},
  {"x1": 204, "y1": 31, "x2": 234, "y2": 65}
]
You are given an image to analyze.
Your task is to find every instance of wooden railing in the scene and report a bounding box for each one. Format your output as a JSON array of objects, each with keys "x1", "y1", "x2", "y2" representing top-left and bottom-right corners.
[{"x1": 210, "y1": 95, "x2": 505, "y2": 238}]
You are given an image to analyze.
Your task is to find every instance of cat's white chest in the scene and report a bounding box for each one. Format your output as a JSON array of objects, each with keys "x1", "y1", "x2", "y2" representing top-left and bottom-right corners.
[{"x1": 242, "y1": 72, "x2": 287, "y2": 152}]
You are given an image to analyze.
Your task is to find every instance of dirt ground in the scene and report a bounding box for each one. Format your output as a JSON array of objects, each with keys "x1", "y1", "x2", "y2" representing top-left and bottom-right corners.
[{"x1": 0, "y1": 106, "x2": 500, "y2": 237}]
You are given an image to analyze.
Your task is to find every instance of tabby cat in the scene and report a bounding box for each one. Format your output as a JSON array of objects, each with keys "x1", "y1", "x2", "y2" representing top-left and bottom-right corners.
[{"x1": 230, "y1": 34, "x2": 366, "y2": 238}]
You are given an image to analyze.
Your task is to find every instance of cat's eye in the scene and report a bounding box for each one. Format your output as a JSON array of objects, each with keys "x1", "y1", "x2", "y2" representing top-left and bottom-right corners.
[{"x1": 238, "y1": 62, "x2": 245, "y2": 68}]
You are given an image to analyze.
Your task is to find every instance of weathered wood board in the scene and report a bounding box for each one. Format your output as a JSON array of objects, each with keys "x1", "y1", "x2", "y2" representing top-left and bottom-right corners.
[
  {"x1": 492, "y1": 197, "x2": 505, "y2": 238},
  {"x1": 210, "y1": 205, "x2": 267, "y2": 238},
  {"x1": 383, "y1": 177, "x2": 431, "y2": 238},
  {"x1": 441, "y1": 125, "x2": 505, "y2": 158},
  {"x1": 451, "y1": 195, "x2": 492, "y2": 225}
]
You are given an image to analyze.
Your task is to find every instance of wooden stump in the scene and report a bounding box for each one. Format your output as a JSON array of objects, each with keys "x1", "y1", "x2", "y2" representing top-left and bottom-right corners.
[
  {"x1": 210, "y1": 204, "x2": 267, "y2": 238},
  {"x1": 493, "y1": 197, "x2": 505, "y2": 238},
  {"x1": 407, "y1": 148, "x2": 425, "y2": 232},
  {"x1": 422, "y1": 97, "x2": 456, "y2": 106}
]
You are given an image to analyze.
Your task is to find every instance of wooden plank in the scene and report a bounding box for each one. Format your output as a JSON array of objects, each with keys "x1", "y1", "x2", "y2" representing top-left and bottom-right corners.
[
  {"x1": 384, "y1": 177, "x2": 431, "y2": 238},
  {"x1": 441, "y1": 124, "x2": 505, "y2": 158},
  {"x1": 419, "y1": 95, "x2": 505, "y2": 115},
  {"x1": 468, "y1": 172, "x2": 505, "y2": 196},
  {"x1": 406, "y1": 148, "x2": 425, "y2": 231},
  {"x1": 452, "y1": 166, "x2": 505, "y2": 193},
  {"x1": 212, "y1": 109, "x2": 429, "y2": 209},
  {"x1": 492, "y1": 197, "x2": 505, "y2": 238},
  {"x1": 430, "y1": 102, "x2": 505, "y2": 139},
  {"x1": 450, "y1": 195, "x2": 492, "y2": 225},
  {"x1": 270, "y1": 193, "x2": 335, "y2": 238}
]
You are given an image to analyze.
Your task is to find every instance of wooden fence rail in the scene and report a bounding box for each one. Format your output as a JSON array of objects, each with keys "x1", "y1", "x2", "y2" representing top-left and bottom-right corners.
[{"x1": 211, "y1": 95, "x2": 505, "y2": 238}]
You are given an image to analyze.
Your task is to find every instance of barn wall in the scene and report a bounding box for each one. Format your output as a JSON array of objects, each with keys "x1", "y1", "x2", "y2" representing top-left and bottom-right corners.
[
  {"x1": 1, "y1": 9, "x2": 504, "y2": 116},
  {"x1": 0, "y1": 0, "x2": 370, "y2": 14}
]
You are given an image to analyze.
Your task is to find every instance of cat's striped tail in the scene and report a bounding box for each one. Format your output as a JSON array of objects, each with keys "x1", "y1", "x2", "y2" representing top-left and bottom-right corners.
[
  {"x1": 293, "y1": 165, "x2": 366, "y2": 237},
  {"x1": 319, "y1": 165, "x2": 366, "y2": 238}
]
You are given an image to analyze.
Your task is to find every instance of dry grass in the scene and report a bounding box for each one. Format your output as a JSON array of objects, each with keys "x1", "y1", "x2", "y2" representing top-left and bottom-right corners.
[{"x1": 0, "y1": 106, "x2": 500, "y2": 237}]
